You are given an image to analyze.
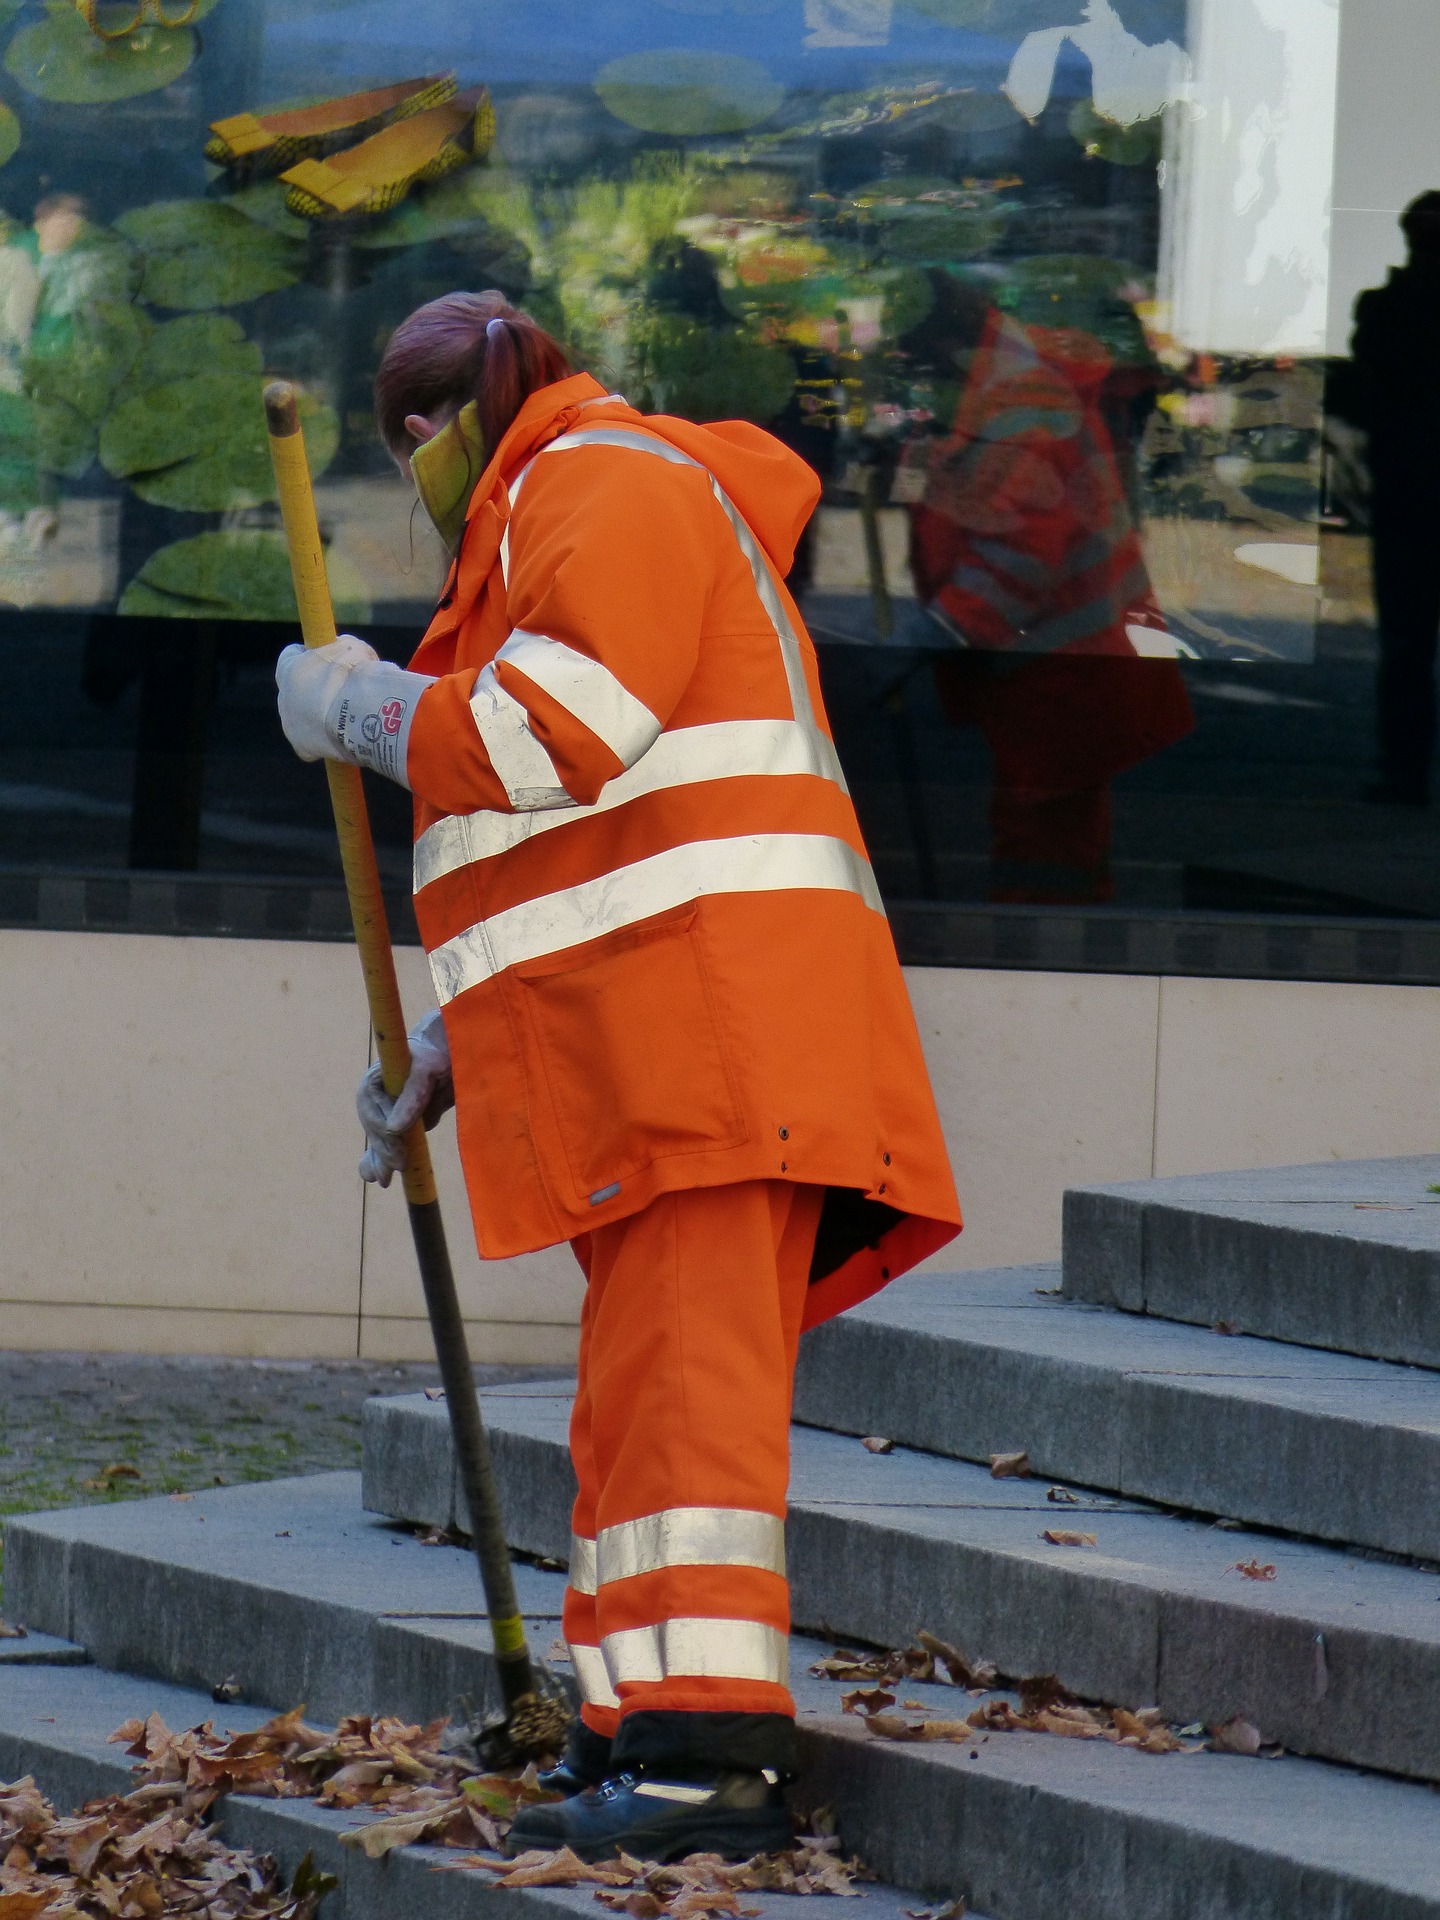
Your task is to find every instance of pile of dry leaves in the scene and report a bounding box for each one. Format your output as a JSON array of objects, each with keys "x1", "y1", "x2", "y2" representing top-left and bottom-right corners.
[
  {"x1": 0, "y1": 1772, "x2": 334, "y2": 1920},
  {"x1": 443, "y1": 1812, "x2": 866, "y2": 1918},
  {"x1": 811, "y1": 1637, "x2": 1235, "y2": 1757},
  {"x1": 105, "y1": 1712, "x2": 872, "y2": 1913},
  {"x1": 112, "y1": 1707, "x2": 553, "y2": 1857}
]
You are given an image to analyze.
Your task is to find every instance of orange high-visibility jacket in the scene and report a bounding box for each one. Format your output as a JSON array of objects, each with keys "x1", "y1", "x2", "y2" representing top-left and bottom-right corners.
[{"x1": 406, "y1": 372, "x2": 961, "y2": 1327}]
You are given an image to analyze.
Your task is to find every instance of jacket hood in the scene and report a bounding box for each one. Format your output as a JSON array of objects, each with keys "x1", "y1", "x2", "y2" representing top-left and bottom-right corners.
[{"x1": 486, "y1": 373, "x2": 822, "y2": 578}]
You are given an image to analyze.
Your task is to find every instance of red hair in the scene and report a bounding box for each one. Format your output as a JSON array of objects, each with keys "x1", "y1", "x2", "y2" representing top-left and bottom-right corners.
[{"x1": 373, "y1": 291, "x2": 572, "y2": 457}]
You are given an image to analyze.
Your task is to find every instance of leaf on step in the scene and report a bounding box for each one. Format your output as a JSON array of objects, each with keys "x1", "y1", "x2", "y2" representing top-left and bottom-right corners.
[
  {"x1": 861, "y1": 1435, "x2": 894, "y2": 1454},
  {"x1": 989, "y1": 1450, "x2": 1031, "y2": 1479},
  {"x1": 493, "y1": 1846, "x2": 636, "y2": 1886},
  {"x1": 0, "y1": 1620, "x2": 26, "y2": 1638},
  {"x1": 915, "y1": 1630, "x2": 996, "y2": 1691},
  {"x1": 1225, "y1": 1559, "x2": 1277, "y2": 1581},
  {"x1": 342, "y1": 1799, "x2": 466, "y2": 1858},
  {"x1": 840, "y1": 1686, "x2": 896, "y2": 1715},
  {"x1": 1040, "y1": 1529, "x2": 1097, "y2": 1547},
  {"x1": 423, "y1": 1387, "x2": 446, "y2": 1401},
  {"x1": 1209, "y1": 1716, "x2": 1263, "y2": 1756},
  {"x1": 1045, "y1": 1486, "x2": 1079, "y2": 1505}
]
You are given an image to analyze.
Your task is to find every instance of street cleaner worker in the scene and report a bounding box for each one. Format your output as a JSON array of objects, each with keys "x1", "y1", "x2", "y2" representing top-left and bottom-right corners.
[{"x1": 275, "y1": 291, "x2": 961, "y2": 1863}]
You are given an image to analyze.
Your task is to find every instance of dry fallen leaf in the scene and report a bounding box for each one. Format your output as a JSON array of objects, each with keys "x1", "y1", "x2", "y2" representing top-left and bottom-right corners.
[
  {"x1": 1040, "y1": 1530, "x2": 1097, "y2": 1548},
  {"x1": 840, "y1": 1686, "x2": 896, "y2": 1717},
  {"x1": 1045, "y1": 1487, "x2": 1079, "y2": 1506},
  {"x1": 989, "y1": 1451, "x2": 1031, "y2": 1480},
  {"x1": 0, "y1": 1621, "x2": 27, "y2": 1640},
  {"x1": 423, "y1": 1387, "x2": 446, "y2": 1401},
  {"x1": 1226, "y1": 1559, "x2": 1277, "y2": 1581},
  {"x1": 1209, "y1": 1716, "x2": 1263, "y2": 1756},
  {"x1": 84, "y1": 1462, "x2": 143, "y2": 1491},
  {"x1": 860, "y1": 1436, "x2": 894, "y2": 1455}
]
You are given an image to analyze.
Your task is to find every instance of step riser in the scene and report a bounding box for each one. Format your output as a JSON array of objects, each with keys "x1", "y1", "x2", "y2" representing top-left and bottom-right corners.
[
  {"x1": 360, "y1": 1403, "x2": 1440, "y2": 1785},
  {"x1": 1063, "y1": 1181, "x2": 1440, "y2": 1369},
  {"x1": 2, "y1": 1527, "x2": 524, "y2": 1731},
  {"x1": 796, "y1": 1722, "x2": 1438, "y2": 1920},
  {"x1": 794, "y1": 1309, "x2": 1440, "y2": 1562}
]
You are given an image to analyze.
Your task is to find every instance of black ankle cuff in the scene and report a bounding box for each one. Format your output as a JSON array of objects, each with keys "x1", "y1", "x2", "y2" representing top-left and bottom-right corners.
[
  {"x1": 568, "y1": 1720, "x2": 615, "y2": 1782},
  {"x1": 611, "y1": 1710, "x2": 798, "y2": 1778}
]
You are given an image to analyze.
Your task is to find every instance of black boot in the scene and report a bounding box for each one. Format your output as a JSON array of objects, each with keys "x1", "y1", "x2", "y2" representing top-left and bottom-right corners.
[
  {"x1": 509, "y1": 1711, "x2": 797, "y2": 1862},
  {"x1": 506, "y1": 1767, "x2": 792, "y2": 1862},
  {"x1": 536, "y1": 1719, "x2": 613, "y2": 1798}
]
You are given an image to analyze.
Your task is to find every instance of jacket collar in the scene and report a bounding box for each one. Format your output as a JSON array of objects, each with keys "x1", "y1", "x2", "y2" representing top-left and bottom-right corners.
[{"x1": 465, "y1": 371, "x2": 616, "y2": 525}]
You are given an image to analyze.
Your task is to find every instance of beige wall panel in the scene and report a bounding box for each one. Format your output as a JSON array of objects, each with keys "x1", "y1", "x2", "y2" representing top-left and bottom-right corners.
[
  {"x1": 1153, "y1": 976, "x2": 1440, "y2": 1176},
  {"x1": 359, "y1": 950, "x2": 588, "y2": 1332},
  {"x1": 0, "y1": 929, "x2": 366, "y2": 1325},
  {"x1": 0, "y1": 1302, "x2": 358, "y2": 1359},
  {"x1": 904, "y1": 966, "x2": 1159, "y2": 1270},
  {"x1": 358, "y1": 1316, "x2": 581, "y2": 1367}
]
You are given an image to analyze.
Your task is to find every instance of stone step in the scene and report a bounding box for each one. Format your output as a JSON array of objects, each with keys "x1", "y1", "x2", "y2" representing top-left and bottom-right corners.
[
  {"x1": 361, "y1": 1390, "x2": 1440, "y2": 1785},
  {"x1": 1062, "y1": 1155, "x2": 1440, "y2": 1367},
  {"x1": 790, "y1": 1265, "x2": 1440, "y2": 1562},
  {"x1": 5, "y1": 1488, "x2": 1438, "y2": 1920},
  {"x1": 0, "y1": 1659, "x2": 944, "y2": 1920}
]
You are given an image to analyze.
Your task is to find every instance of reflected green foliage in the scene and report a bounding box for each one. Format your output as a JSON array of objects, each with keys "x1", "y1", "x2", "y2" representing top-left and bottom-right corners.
[
  {"x1": 997, "y1": 255, "x2": 1153, "y2": 366},
  {"x1": 5, "y1": 1, "x2": 195, "y2": 103},
  {"x1": 0, "y1": 104, "x2": 18, "y2": 170},
  {"x1": 349, "y1": 167, "x2": 529, "y2": 268},
  {"x1": 632, "y1": 311, "x2": 793, "y2": 422},
  {"x1": 223, "y1": 181, "x2": 312, "y2": 242},
  {"x1": 901, "y1": 0, "x2": 991, "y2": 21},
  {"x1": 1068, "y1": 99, "x2": 1162, "y2": 167},
  {"x1": 838, "y1": 176, "x2": 1017, "y2": 264},
  {"x1": 116, "y1": 199, "x2": 305, "y2": 310},
  {"x1": 0, "y1": 385, "x2": 37, "y2": 507},
  {"x1": 99, "y1": 372, "x2": 337, "y2": 511},
  {"x1": 119, "y1": 529, "x2": 371, "y2": 622},
  {"x1": 595, "y1": 49, "x2": 783, "y2": 135},
  {"x1": 17, "y1": 222, "x2": 148, "y2": 478},
  {"x1": 135, "y1": 313, "x2": 263, "y2": 383}
]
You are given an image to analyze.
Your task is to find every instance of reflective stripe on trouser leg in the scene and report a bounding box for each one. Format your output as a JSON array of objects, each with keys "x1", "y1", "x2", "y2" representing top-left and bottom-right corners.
[
  {"x1": 580, "y1": 1181, "x2": 826, "y2": 1725},
  {"x1": 566, "y1": 1263, "x2": 620, "y2": 1736}
]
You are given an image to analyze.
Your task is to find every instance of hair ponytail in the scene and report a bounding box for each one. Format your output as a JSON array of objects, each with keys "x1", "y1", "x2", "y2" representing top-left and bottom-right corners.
[{"x1": 373, "y1": 291, "x2": 572, "y2": 458}]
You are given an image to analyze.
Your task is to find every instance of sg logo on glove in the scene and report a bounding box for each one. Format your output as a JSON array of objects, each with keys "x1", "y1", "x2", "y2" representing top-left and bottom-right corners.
[{"x1": 363, "y1": 698, "x2": 407, "y2": 743}]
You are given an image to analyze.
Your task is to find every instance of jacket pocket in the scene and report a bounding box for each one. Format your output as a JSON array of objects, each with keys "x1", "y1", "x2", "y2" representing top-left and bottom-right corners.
[{"x1": 513, "y1": 904, "x2": 748, "y2": 1205}]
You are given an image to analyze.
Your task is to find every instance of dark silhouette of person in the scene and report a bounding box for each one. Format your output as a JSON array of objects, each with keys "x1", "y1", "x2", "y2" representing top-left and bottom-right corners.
[{"x1": 1352, "y1": 190, "x2": 1440, "y2": 805}]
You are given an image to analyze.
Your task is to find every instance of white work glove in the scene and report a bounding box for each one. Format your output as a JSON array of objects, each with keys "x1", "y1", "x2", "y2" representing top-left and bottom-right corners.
[
  {"x1": 356, "y1": 1008, "x2": 455, "y2": 1186},
  {"x1": 276, "y1": 635, "x2": 435, "y2": 788}
]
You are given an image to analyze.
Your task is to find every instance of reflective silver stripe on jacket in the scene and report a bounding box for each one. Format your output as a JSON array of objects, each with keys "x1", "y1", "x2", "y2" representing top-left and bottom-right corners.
[
  {"x1": 600, "y1": 1617, "x2": 788, "y2": 1687},
  {"x1": 596, "y1": 1507, "x2": 785, "y2": 1588},
  {"x1": 468, "y1": 661, "x2": 577, "y2": 812},
  {"x1": 569, "y1": 1534, "x2": 598, "y2": 1597},
  {"x1": 566, "y1": 1638, "x2": 620, "y2": 1709},
  {"x1": 414, "y1": 717, "x2": 845, "y2": 890},
  {"x1": 427, "y1": 832, "x2": 882, "y2": 1007},
  {"x1": 496, "y1": 628, "x2": 661, "y2": 768}
]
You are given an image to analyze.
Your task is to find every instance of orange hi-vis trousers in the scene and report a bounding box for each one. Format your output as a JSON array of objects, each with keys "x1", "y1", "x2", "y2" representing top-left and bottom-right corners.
[{"x1": 562, "y1": 1180, "x2": 825, "y2": 1748}]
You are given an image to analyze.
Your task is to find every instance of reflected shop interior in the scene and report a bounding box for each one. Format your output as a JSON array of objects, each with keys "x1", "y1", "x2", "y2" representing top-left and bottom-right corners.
[{"x1": 2, "y1": 0, "x2": 1438, "y2": 958}]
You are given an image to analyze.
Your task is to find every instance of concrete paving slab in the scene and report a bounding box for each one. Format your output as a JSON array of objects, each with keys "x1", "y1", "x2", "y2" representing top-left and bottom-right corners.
[
  {"x1": 1063, "y1": 1155, "x2": 1440, "y2": 1366},
  {"x1": 0, "y1": 1665, "x2": 959, "y2": 1920},
  {"x1": 3, "y1": 1648, "x2": 1436, "y2": 1918},
  {"x1": 362, "y1": 1395, "x2": 1440, "y2": 1783},
  {"x1": 792, "y1": 1266, "x2": 1440, "y2": 1559}
]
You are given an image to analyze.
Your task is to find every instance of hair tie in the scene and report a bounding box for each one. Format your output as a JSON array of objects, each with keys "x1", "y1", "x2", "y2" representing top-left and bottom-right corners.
[{"x1": 486, "y1": 316, "x2": 507, "y2": 340}]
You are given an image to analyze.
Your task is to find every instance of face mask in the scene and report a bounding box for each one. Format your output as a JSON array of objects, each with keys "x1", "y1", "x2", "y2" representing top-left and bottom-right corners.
[{"x1": 409, "y1": 400, "x2": 486, "y2": 551}]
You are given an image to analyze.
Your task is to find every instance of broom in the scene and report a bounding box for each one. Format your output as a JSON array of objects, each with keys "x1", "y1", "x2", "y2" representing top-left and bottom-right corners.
[{"x1": 264, "y1": 381, "x2": 569, "y2": 1765}]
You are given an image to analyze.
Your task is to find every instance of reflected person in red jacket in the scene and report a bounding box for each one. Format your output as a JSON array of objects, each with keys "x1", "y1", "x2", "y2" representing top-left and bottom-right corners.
[{"x1": 901, "y1": 274, "x2": 1193, "y2": 902}]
